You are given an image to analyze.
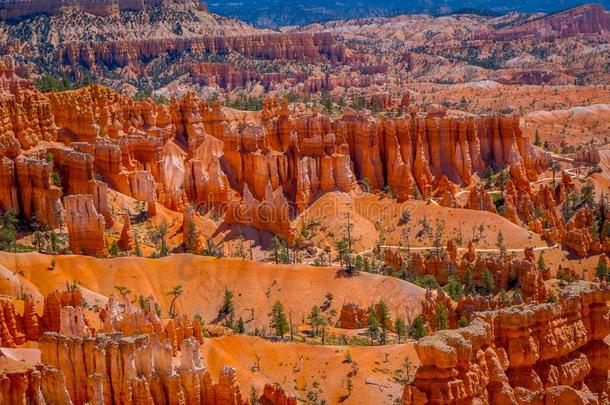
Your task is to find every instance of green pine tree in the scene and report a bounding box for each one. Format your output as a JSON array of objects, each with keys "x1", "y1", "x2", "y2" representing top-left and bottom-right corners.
[
  {"x1": 436, "y1": 304, "x2": 449, "y2": 330},
  {"x1": 268, "y1": 301, "x2": 289, "y2": 338},
  {"x1": 394, "y1": 317, "x2": 407, "y2": 343},
  {"x1": 367, "y1": 311, "x2": 380, "y2": 345},
  {"x1": 376, "y1": 300, "x2": 391, "y2": 345},
  {"x1": 410, "y1": 315, "x2": 427, "y2": 340}
]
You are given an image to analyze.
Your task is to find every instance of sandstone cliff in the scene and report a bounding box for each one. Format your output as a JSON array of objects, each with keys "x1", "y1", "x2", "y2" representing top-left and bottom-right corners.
[{"x1": 403, "y1": 281, "x2": 610, "y2": 404}]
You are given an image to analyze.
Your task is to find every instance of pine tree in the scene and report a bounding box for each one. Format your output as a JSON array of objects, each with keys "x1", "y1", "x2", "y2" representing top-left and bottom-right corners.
[
  {"x1": 464, "y1": 268, "x2": 475, "y2": 295},
  {"x1": 394, "y1": 317, "x2": 407, "y2": 343},
  {"x1": 596, "y1": 260, "x2": 609, "y2": 280},
  {"x1": 436, "y1": 304, "x2": 449, "y2": 330},
  {"x1": 0, "y1": 209, "x2": 18, "y2": 252},
  {"x1": 482, "y1": 270, "x2": 495, "y2": 296},
  {"x1": 134, "y1": 234, "x2": 143, "y2": 257},
  {"x1": 367, "y1": 311, "x2": 380, "y2": 344},
  {"x1": 109, "y1": 240, "x2": 120, "y2": 257},
  {"x1": 376, "y1": 300, "x2": 391, "y2": 345},
  {"x1": 537, "y1": 252, "x2": 546, "y2": 272},
  {"x1": 138, "y1": 295, "x2": 150, "y2": 312},
  {"x1": 268, "y1": 301, "x2": 289, "y2": 338},
  {"x1": 308, "y1": 305, "x2": 324, "y2": 336},
  {"x1": 220, "y1": 287, "x2": 235, "y2": 326},
  {"x1": 445, "y1": 275, "x2": 464, "y2": 300},
  {"x1": 235, "y1": 317, "x2": 245, "y2": 334},
  {"x1": 496, "y1": 231, "x2": 506, "y2": 257},
  {"x1": 250, "y1": 386, "x2": 259, "y2": 405},
  {"x1": 185, "y1": 216, "x2": 198, "y2": 253},
  {"x1": 270, "y1": 236, "x2": 283, "y2": 264},
  {"x1": 410, "y1": 315, "x2": 427, "y2": 340},
  {"x1": 334, "y1": 238, "x2": 349, "y2": 267},
  {"x1": 151, "y1": 222, "x2": 169, "y2": 257},
  {"x1": 167, "y1": 285, "x2": 183, "y2": 319}
]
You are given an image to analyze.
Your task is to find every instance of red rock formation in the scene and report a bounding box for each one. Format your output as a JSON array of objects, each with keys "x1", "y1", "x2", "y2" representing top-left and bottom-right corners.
[
  {"x1": 420, "y1": 290, "x2": 458, "y2": 331},
  {"x1": 0, "y1": 0, "x2": 207, "y2": 20},
  {"x1": 561, "y1": 208, "x2": 608, "y2": 257},
  {"x1": 405, "y1": 239, "x2": 547, "y2": 301},
  {"x1": 0, "y1": 60, "x2": 56, "y2": 153},
  {"x1": 0, "y1": 300, "x2": 25, "y2": 347},
  {"x1": 0, "y1": 78, "x2": 547, "y2": 244},
  {"x1": 338, "y1": 303, "x2": 370, "y2": 329},
  {"x1": 0, "y1": 156, "x2": 18, "y2": 213},
  {"x1": 466, "y1": 186, "x2": 497, "y2": 213},
  {"x1": 403, "y1": 281, "x2": 610, "y2": 405},
  {"x1": 127, "y1": 171, "x2": 157, "y2": 216},
  {"x1": 88, "y1": 179, "x2": 114, "y2": 228},
  {"x1": 64, "y1": 194, "x2": 108, "y2": 257},
  {"x1": 477, "y1": 4, "x2": 610, "y2": 41},
  {"x1": 0, "y1": 289, "x2": 88, "y2": 345},
  {"x1": 118, "y1": 212, "x2": 134, "y2": 251},
  {"x1": 35, "y1": 333, "x2": 250, "y2": 405},
  {"x1": 260, "y1": 384, "x2": 298, "y2": 405},
  {"x1": 60, "y1": 32, "x2": 347, "y2": 72},
  {"x1": 226, "y1": 183, "x2": 295, "y2": 245},
  {"x1": 15, "y1": 156, "x2": 63, "y2": 227},
  {"x1": 184, "y1": 134, "x2": 231, "y2": 204},
  {"x1": 188, "y1": 63, "x2": 294, "y2": 92},
  {"x1": 46, "y1": 147, "x2": 94, "y2": 195},
  {"x1": 99, "y1": 294, "x2": 203, "y2": 353}
]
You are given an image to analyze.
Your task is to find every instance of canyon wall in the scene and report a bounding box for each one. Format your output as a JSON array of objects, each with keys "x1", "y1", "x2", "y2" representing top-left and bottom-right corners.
[
  {"x1": 475, "y1": 4, "x2": 610, "y2": 41},
  {"x1": 59, "y1": 32, "x2": 347, "y2": 72},
  {"x1": 0, "y1": 289, "x2": 297, "y2": 405},
  {"x1": 0, "y1": 61, "x2": 546, "y2": 249},
  {"x1": 0, "y1": 0, "x2": 207, "y2": 20},
  {"x1": 402, "y1": 281, "x2": 610, "y2": 404}
]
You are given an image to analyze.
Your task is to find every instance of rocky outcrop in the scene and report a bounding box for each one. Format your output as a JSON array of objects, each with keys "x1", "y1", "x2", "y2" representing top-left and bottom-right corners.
[
  {"x1": 88, "y1": 179, "x2": 114, "y2": 228},
  {"x1": 0, "y1": 156, "x2": 18, "y2": 213},
  {"x1": 64, "y1": 194, "x2": 107, "y2": 257},
  {"x1": 61, "y1": 32, "x2": 347, "y2": 71},
  {"x1": 184, "y1": 133, "x2": 231, "y2": 205},
  {"x1": 0, "y1": 0, "x2": 207, "y2": 20},
  {"x1": 128, "y1": 170, "x2": 157, "y2": 216},
  {"x1": 35, "y1": 333, "x2": 249, "y2": 405},
  {"x1": 1, "y1": 78, "x2": 546, "y2": 244},
  {"x1": 467, "y1": 186, "x2": 497, "y2": 213},
  {"x1": 47, "y1": 147, "x2": 94, "y2": 195},
  {"x1": 99, "y1": 293, "x2": 204, "y2": 354},
  {"x1": 118, "y1": 211, "x2": 133, "y2": 251},
  {"x1": 0, "y1": 289, "x2": 297, "y2": 405},
  {"x1": 0, "y1": 60, "x2": 56, "y2": 153},
  {"x1": 225, "y1": 183, "x2": 294, "y2": 244},
  {"x1": 0, "y1": 290, "x2": 89, "y2": 347},
  {"x1": 391, "y1": 240, "x2": 547, "y2": 301},
  {"x1": 403, "y1": 281, "x2": 610, "y2": 405},
  {"x1": 476, "y1": 4, "x2": 610, "y2": 41},
  {"x1": 562, "y1": 208, "x2": 608, "y2": 257},
  {"x1": 15, "y1": 156, "x2": 63, "y2": 227},
  {"x1": 260, "y1": 384, "x2": 298, "y2": 405},
  {"x1": 188, "y1": 63, "x2": 294, "y2": 92},
  {"x1": 337, "y1": 303, "x2": 371, "y2": 329}
]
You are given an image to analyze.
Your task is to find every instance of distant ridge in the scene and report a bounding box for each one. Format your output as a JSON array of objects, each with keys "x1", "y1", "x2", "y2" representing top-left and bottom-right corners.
[
  {"x1": 475, "y1": 3, "x2": 610, "y2": 40},
  {"x1": 0, "y1": 0, "x2": 207, "y2": 20},
  {"x1": 207, "y1": 0, "x2": 610, "y2": 28}
]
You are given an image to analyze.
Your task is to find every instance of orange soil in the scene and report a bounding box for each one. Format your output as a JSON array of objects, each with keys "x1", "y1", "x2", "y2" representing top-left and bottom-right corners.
[
  {"x1": 299, "y1": 191, "x2": 546, "y2": 252},
  {"x1": 0, "y1": 252, "x2": 426, "y2": 329},
  {"x1": 201, "y1": 334, "x2": 418, "y2": 404},
  {"x1": 522, "y1": 104, "x2": 610, "y2": 146}
]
